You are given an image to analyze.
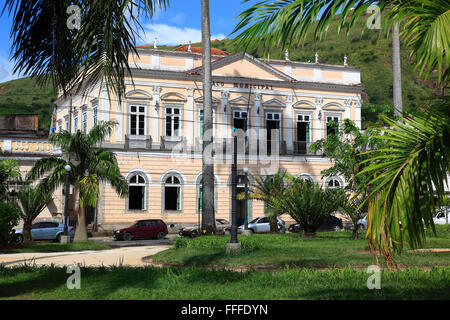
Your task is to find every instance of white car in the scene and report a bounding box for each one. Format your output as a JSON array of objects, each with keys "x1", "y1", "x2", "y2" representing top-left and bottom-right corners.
[
  {"x1": 235, "y1": 216, "x2": 286, "y2": 234},
  {"x1": 357, "y1": 216, "x2": 368, "y2": 230},
  {"x1": 433, "y1": 209, "x2": 449, "y2": 225}
]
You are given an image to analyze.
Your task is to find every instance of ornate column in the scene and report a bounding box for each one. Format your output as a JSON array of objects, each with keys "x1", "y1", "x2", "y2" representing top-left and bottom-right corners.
[
  {"x1": 285, "y1": 94, "x2": 293, "y2": 152},
  {"x1": 354, "y1": 99, "x2": 362, "y2": 129},
  {"x1": 221, "y1": 90, "x2": 229, "y2": 139},
  {"x1": 152, "y1": 85, "x2": 161, "y2": 148},
  {"x1": 315, "y1": 97, "x2": 323, "y2": 141},
  {"x1": 253, "y1": 92, "x2": 262, "y2": 141},
  {"x1": 344, "y1": 99, "x2": 352, "y2": 120},
  {"x1": 186, "y1": 87, "x2": 194, "y2": 145}
]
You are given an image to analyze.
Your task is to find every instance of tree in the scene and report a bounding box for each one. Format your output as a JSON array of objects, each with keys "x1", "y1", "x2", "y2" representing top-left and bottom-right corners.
[
  {"x1": 249, "y1": 171, "x2": 289, "y2": 232},
  {"x1": 340, "y1": 195, "x2": 368, "y2": 240},
  {"x1": 27, "y1": 121, "x2": 128, "y2": 242},
  {"x1": 358, "y1": 109, "x2": 450, "y2": 267},
  {"x1": 272, "y1": 178, "x2": 345, "y2": 237},
  {"x1": 2, "y1": 0, "x2": 168, "y2": 101},
  {"x1": 200, "y1": 0, "x2": 216, "y2": 234},
  {"x1": 0, "y1": 201, "x2": 20, "y2": 245},
  {"x1": 0, "y1": 159, "x2": 21, "y2": 202},
  {"x1": 231, "y1": 0, "x2": 449, "y2": 85},
  {"x1": 310, "y1": 119, "x2": 386, "y2": 194},
  {"x1": 16, "y1": 185, "x2": 53, "y2": 242}
]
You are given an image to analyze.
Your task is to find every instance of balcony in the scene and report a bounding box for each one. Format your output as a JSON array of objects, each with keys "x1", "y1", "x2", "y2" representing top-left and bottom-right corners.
[
  {"x1": 125, "y1": 135, "x2": 152, "y2": 150},
  {"x1": 161, "y1": 135, "x2": 186, "y2": 151},
  {"x1": 293, "y1": 141, "x2": 322, "y2": 155}
]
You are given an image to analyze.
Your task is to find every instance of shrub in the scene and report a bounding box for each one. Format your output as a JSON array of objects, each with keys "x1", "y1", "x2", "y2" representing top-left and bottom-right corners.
[
  {"x1": 174, "y1": 235, "x2": 259, "y2": 252},
  {"x1": 0, "y1": 201, "x2": 20, "y2": 245}
]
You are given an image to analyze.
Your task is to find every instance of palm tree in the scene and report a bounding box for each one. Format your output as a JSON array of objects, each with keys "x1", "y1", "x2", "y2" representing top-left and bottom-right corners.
[
  {"x1": 358, "y1": 109, "x2": 449, "y2": 266},
  {"x1": 271, "y1": 178, "x2": 346, "y2": 237},
  {"x1": 249, "y1": 171, "x2": 289, "y2": 232},
  {"x1": 2, "y1": 0, "x2": 168, "y2": 101},
  {"x1": 27, "y1": 121, "x2": 128, "y2": 242},
  {"x1": 201, "y1": 0, "x2": 216, "y2": 234},
  {"x1": 0, "y1": 159, "x2": 21, "y2": 202},
  {"x1": 16, "y1": 185, "x2": 53, "y2": 242},
  {"x1": 231, "y1": 0, "x2": 448, "y2": 85},
  {"x1": 340, "y1": 195, "x2": 368, "y2": 240}
]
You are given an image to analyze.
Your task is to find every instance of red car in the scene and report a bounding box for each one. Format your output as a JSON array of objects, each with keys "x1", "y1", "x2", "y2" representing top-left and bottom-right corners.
[{"x1": 113, "y1": 219, "x2": 167, "y2": 241}]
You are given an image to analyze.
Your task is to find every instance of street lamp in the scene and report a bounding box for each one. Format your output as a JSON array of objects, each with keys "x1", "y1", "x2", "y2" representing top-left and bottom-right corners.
[
  {"x1": 243, "y1": 167, "x2": 249, "y2": 231},
  {"x1": 63, "y1": 164, "x2": 71, "y2": 236}
]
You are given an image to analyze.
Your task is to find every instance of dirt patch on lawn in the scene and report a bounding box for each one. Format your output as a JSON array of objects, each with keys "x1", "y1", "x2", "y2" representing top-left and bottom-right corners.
[{"x1": 408, "y1": 248, "x2": 450, "y2": 253}]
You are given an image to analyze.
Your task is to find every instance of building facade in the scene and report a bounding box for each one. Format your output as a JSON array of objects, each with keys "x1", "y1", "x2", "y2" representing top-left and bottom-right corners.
[
  {"x1": 0, "y1": 114, "x2": 64, "y2": 222},
  {"x1": 53, "y1": 47, "x2": 363, "y2": 231}
]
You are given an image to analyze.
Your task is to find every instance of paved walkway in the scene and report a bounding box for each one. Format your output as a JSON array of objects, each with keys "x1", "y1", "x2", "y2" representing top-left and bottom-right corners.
[{"x1": 0, "y1": 243, "x2": 172, "y2": 268}]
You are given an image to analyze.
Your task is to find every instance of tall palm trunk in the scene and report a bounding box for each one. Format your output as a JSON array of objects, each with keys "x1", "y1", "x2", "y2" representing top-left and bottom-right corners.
[
  {"x1": 73, "y1": 188, "x2": 88, "y2": 242},
  {"x1": 201, "y1": 0, "x2": 215, "y2": 234},
  {"x1": 392, "y1": 22, "x2": 403, "y2": 116},
  {"x1": 23, "y1": 220, "x2": 33, "y2": 242}
]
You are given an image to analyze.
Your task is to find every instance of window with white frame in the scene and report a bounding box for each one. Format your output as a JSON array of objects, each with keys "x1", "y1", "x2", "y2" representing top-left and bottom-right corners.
[
  {"x1": 326, "y1": 177, "x2": 342, "y2": 189},
  {"x1": 130, "y1": 105, "x2": 145, "y2": 136},
  {"x1": 82, "y1": 110, "x2": 87, "y2": 134},
  {"x1": 296, "y1": 114, "x2": 311, "y2": 142},
  {"x1": 165, "y1": 106, "x2": 181, "y2": 136},
  {"x1": 74, "y1": 115, "x2": 78, "y2": 132},
  {"x1": 198, "y1": 108, "x2": 216, "y2": 137},
  {"x1": 163, "y1": 175, "x2": 182, "y2": 211},
  {"x1": 65, "y1": 119, "x2": 69, "y2": 131},
  {"x1": 93, "y1": 104, "x2": 98, "y2": 126},
  {"x1": 232, "y1": 109, "x2": 248, "y2": 131},
  {"x1": 128, "y1": 173, "x2": 146, "y2": 210},
  {"x1": 326, "y1": 115, "x2": 340, "y2": 137}
]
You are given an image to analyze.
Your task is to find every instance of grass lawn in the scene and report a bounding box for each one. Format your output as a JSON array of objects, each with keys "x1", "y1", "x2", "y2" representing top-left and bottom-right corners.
[
  {"x1": 153, "y1": 225, "x2": 450, "y2": 268},
  {"x1": 0, "y1": 265, "x2": 448, "y2": 300},
  {"x1": 0, "y1": 241, "x2": 111, "y2": 254}
]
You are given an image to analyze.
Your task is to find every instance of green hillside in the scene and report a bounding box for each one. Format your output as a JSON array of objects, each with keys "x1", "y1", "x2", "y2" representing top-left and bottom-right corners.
[
  {"x1": 0, "y1": 77, "x2": 57, "y2": 131},
  {"x1": 0, "y1": 13, "x2": 439, "y2": 133}
]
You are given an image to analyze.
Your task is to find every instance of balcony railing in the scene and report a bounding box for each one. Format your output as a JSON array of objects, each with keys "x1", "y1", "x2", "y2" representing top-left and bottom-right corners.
[{"x1": 293, "y1": 141, "x2": 322, "y2": 155}]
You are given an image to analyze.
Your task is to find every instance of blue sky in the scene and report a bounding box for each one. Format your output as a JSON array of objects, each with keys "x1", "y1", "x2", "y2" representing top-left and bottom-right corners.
[{"x1": 0, "y1": 0, "x2": 258, "y2": 83}]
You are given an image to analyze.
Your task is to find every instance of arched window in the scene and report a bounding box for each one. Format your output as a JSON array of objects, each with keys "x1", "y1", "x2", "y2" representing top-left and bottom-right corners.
[
  {"x1": 163, "y1": 175, "x2": 182, "y2": 211},
  {"x1": 298, "y1": 173, "x2": 315, "y2": 183},
  {"x1": 325, "y1": 177, "x2": 342, "y2": 189},
  {"x1": 128, "y1": 174, "x2": 146, "y2": 210}
]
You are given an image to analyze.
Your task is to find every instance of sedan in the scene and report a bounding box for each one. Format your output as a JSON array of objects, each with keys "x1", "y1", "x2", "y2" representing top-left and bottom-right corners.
[
  {"x1": 235, "y1": 216, "x2": 286, "y2": 234},
  {"x1": 178, "y1": 219, "x2": 231, "y2": 237},
  {"x1": 288, "y1": 216, "x2": 344, "y2": 233},
  {"x1": 14, "y1": 221, "x2": 75, "y2": 242}
]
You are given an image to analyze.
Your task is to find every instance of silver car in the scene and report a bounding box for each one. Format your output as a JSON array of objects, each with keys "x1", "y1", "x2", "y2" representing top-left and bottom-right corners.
[
  {"x1": 14, "y1": 221, "x2": 75, "y2": 242},
  {"x1": 237, "y1": 216, "x2": 286, "y2": 234}
]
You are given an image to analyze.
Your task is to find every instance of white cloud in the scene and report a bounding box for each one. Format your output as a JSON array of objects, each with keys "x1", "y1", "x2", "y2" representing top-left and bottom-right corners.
[
  {"x1": 0, "y1": 57, "x2": 20, "y2": 83},
  {"x1": 139, "y1": 23, "x2": 226, "y2": 46}
]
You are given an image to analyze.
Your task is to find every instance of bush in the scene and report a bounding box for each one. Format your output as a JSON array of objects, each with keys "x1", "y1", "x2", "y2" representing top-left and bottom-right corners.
[
  {"x1": 174, "y1": 235, "x2": 259, "y2": 252},
  {"x1": 0, "y1": 201, "x2": 20, "y2": 245}
]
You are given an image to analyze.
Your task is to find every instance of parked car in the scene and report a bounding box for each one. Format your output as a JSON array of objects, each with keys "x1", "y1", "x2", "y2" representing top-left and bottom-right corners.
[
  {"x1": 357, "y1": 216, "x2": 368, "y2": 230},
  {"x1": 433, "y1": 208, "x2": 449, "y2": 225},
  {"x1": 226, "y1": 216, "x2": 286, "y2": 234},
  {"x1": 178, "y1": 219, "x2": 231, "y2": 237},
  {"x1": 113, "y1": 219, "x2": 167, "y2": 240},
  {"x1": 288, "y1": 215, "x2": 343, "y2": 233},
  {"x1": 14, "y1": 221, "x2": 75, "y2": 242}
]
